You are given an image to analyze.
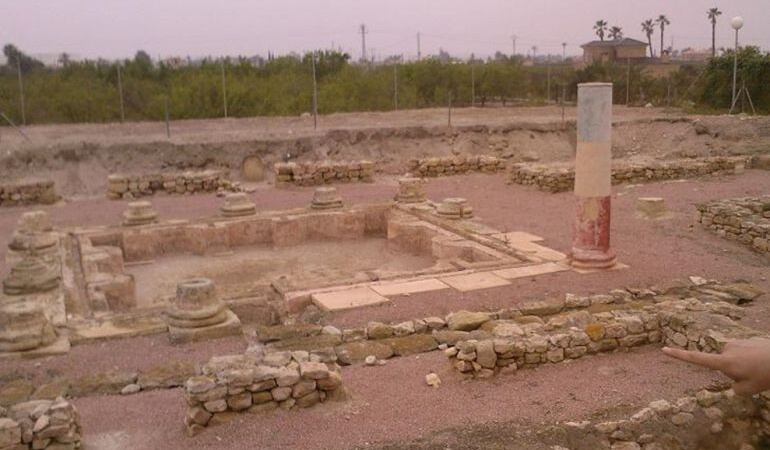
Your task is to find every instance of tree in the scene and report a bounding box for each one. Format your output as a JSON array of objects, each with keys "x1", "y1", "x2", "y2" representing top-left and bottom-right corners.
[
  {"x1": 609, "y1": 26, "x2": 624, "y2": 40},
  {"x1": 656, "y1": 15, "x2": 671, "y2": 56},
  {"x1": 594, "y1": 20, "x2": 608, "y2": 41},
  {"x1": 707, "y1": 7, "x2": 722, "y2": 58},
  {"x1": 3, "y1": 44, "x2": 44, "y2": 73},
  {"x1": 642, "y1": 19, "x2": 656, "y2": 57}
]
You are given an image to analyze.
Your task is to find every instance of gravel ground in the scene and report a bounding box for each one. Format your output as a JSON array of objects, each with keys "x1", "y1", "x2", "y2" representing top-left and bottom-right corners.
[{"x1": 0, "y1": 170, "x2": 768, "y2": 449}]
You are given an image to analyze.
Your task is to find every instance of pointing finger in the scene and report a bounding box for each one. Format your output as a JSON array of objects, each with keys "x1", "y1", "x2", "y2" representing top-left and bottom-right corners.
[{"x1": 661, "y1": 347, "x2": 727, "y2": 371}]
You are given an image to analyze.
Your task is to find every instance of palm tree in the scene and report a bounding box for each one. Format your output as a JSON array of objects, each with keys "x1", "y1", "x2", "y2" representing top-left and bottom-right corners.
[
  {"x1": 594, "y1": 20, "x2": 608, "y2": 41},
  {"x1": 656, "y1": 15, "x2": 670, "y2": 56},
  {"x1": 608, "y1": 26, "x2": 624, "y2": 40},
  {"x1": 641, "y1": 19, "x2": 656, "y2": 57},
  {"x1": 707, "y1": 7, "x2": 722, "y2": 58}
]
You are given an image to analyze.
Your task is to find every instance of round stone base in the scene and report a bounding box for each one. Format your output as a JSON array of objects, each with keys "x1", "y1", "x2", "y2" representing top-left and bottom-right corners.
[{"x1": 569, "y1": 248, "x2": 617, "y2": 270}]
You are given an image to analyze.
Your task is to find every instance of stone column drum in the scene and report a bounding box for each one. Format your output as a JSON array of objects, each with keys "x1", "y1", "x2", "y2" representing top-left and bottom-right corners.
[
  {"x1": 220, "y1": 193, "x2": 256, "y2": 217},
  {"x1": 122, "y1": 201, "x2": 158, "y2": 226},
  {"x1": 165, "y1": 278, "x2": 241, "y2": 343},
  {"x1": 570, "y1": 83, "x2": 616, "y2": 269},
  {"x1": 310, "y1": 187, "x2": 343, "y2": 210},
  {"x1": 0, "y1": 301, "x2": 57, "y2": 353}
]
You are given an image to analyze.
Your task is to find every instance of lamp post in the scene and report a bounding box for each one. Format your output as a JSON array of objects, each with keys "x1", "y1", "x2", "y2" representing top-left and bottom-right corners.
[{"x1": 730, "y1": 16, "x2": 744, "y2": 111}]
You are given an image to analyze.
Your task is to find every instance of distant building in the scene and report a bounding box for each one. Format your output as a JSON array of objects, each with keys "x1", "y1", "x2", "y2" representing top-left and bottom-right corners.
[
  {"x1": 580, "y1": 38, "x2": 649, "y2": 63},
  {"x1": 677, "y1": 48, "x2": 711, "y2": 62}
]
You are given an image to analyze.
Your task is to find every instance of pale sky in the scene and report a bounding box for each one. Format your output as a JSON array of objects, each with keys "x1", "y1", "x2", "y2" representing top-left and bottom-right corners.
[{"x1": 1, "y1": 0, "x2": 768, "y2": 61}]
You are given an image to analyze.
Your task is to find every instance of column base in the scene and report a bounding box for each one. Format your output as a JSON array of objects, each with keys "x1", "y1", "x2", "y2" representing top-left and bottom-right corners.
[{"x1": 569, "y1": 248, "x2": 617, "y2": 270}]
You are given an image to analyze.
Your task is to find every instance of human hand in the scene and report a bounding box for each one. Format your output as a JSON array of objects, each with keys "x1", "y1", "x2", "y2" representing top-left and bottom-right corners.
[{"x1": 662, "y1": 338, "x2": 770, "y2": 395}]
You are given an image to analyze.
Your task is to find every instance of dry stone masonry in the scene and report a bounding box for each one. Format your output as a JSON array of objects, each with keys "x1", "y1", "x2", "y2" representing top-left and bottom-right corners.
[
  {"x1": 444, "y1": 283, "x2": 762, "y2": 379},
  {"x1": 697, "y1": 196, "x2": 770, "y2": 255},
  {"x1": 106, "y1": 170, "x2": 238, "y2": 200},
  {"x1": 0, "y1": 397, "x2": 81, "y2": 450},
  {"x1": 0, "y1": 180, "x2": 58, "y2": 208},
  {"x1": 274, "y1": 160, "x2": 374, "y2": 186},
  {"x1": 184, "y1": 349, "x2": 344, "y2": 435},
  {"x1": 539, "y1": 388, "x2": 770, "y2": 449},
  {"x1": 408, "y1": 155, "x2": 505, "y2": 177},
  {"x1": 508, "y1": 157, "x2": 751, "y2": 193}
]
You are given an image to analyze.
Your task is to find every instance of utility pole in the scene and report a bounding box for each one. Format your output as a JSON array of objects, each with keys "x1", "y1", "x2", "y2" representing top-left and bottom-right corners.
[
  {"x1": 447, "y1": 92, "x2": 452, "y2": 127},
  {"x1": 359, "y1": 24, "x2": 368, "y2": 63},
  {"x1": 221, "y1": 59, "x2": 228, "y2": 118},
  {"x1": 417, "y1": 32, "x2": 421, "y2": 61},
  {"x1": 511, "y1": 34, "x2": 517, "y2": 57},
  {"x1": 164, "y1": 97, "x2": 171, "y2": 138},
  {"x1": 16, "y1": 59, "x2": 26, "y2": 126},
  {"x1": 311, "y1": 51, "x2": 318, "y2": 130},
  {"x1": 393, "y1": 64, "x2": 398, "y2": 110},
  {"x1": 626, "y1": 58, "x2": 631, "y2": 105},
  {"x1": 117, "y1": 63, "x2": 125, "y2": 123},
  {"x1": 562, "y1": 42, "x2": 567, "y2": 60}
]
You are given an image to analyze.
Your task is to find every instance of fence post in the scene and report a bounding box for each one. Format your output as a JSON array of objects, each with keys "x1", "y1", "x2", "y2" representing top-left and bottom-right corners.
[
  {"x1": 221, "y1": 59, "x2": 228, "y2": 118},
  {"x1": 117, "y1": 63, "x2": 126, "y2": 122},
  {"x1": 16, "y1": 59, "x2": 26, "y2": 126},
  {"x1": 311, "y1": 51, "x2": 318, "y2": 130}
]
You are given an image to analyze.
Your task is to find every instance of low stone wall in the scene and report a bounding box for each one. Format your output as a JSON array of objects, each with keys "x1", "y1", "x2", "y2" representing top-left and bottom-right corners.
[
  {"x1": 183, "y1": 350, "x2": 343, "y2": 435},
  {"x1": 0, "y1": 397, "x2": 81, "y2": 450},
  {"x1": 106, "y1": 170, "x2": 238, "y2": 200},
  {"x1": 508, "y1": 156, "x2": 750, "y2": 193},
  {"x1": 0, "y1": 180, "x2": 58, "y2": 207},
  {"x1": 444, "y1": 290, "x2": 759, "y2": 379},
  {"x1": 254, "y1": 280, "x2": 762, "y2": 366},
  {"x1": 549, "y1": 388, "x2": 770, "y2": 449},
  {"x1": 274, "y1": 160, "x2": 374, "y2": 186},
  {"x1": 407, "y1": 155, "x2": 506, "y2": 177},
  {"x1": 698, "y1": 196, "x2": 770, "y2": 255}
]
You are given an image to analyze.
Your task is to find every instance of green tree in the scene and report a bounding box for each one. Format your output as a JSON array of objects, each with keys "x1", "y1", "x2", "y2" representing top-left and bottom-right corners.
[
  {"x1": 593, "y1": 20, "x2": 608, "y2": 41},
  {"x1": 707, "y1": 7, "x2": 722, "y2": 58},
  {"x1": 641, "y1": 19, "x2": 656, "y2": 58},
  {"x1": 656, "y1": 15, "x2": 671, "y2": 56}
]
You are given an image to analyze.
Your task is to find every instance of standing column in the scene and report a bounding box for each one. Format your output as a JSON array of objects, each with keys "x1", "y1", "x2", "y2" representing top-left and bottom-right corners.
[{"x1": 570, "y1": 82, "x2": 616, "y2": 269}]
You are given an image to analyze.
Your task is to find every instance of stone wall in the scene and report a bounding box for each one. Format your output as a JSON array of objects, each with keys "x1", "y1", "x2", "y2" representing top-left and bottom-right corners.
[
  {"x1": 546, "y1": 388, "x2": 770, "y2": 450},
  {"x1": 255, "y1": 281, "x2": 762, "y2": 366},
  {"x1": 0, "y1": 180, "x2": 58, "y2": 207},
  {"x1": 697, "y1": 196, "x2": 770, "y2": 255},
  {"x1": 0, "y1": 397, "x2": 81, "y2": 450},
  {"x1": 183, "y1": 349, "x2": 343, "y2": 435},
  {"x1": 106, "y1": 170, "x2": 238, "y2": 200},
  {"x1": 508, "y1": 156, "x2": 750, "y2": 193},
  {"x1": 274, "y1": 160, "x2": 374, "y2": 186},
  {"x1": 444, "y1": 289, "x2": 759, "y2": 379},
  {"x1": 407, "y1": 155, "x2": 506, "y2": 177}
]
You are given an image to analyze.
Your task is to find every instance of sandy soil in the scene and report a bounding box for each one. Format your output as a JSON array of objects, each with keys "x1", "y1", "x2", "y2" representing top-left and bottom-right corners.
[
  {"x1": 2, "y1": 106, "x2": 768, "y2": 197},
  {"x1": 0, "y1": 169, "x2": 768, "y2": 449},
  {"x1": 127, "y1": 238, "x2": 435, "y2": 308}
]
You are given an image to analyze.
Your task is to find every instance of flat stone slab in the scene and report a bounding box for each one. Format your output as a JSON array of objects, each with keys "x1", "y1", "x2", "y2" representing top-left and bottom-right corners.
[
  {"x1": 440, "y1": 272, "x2": 510, "y2": 292},
  {"x1": 0, "y1": 335, "x2": 70, "y2": 360},
  {"x1": 70, "y1": 316, "x2": 168, "y2": 344},
  {"x1": 492, "y1": 262, "x2": 569, "y2": 280},
  {"x1": 312, "y1": 287, "x2": 389, "y2": 312},
  {"x1": 168, "y1": 310, "x2": 243, "y2": 344},
  {"x1": 493, "y1": 231, "x2": 545, "y2": 243},
  {"x1": 370, "y1": 279, "x2": 450, "y2": 297},
  {"x1": 571, "y1": 262, "x2": 630, "y2": 275}
]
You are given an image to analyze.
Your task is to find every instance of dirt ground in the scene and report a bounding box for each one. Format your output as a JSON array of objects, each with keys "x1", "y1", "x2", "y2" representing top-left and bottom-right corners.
[
  {"x1": 0, "y1": 167, "x2": 768, "y2": 449},
  {"x1": 1, "y1": 106, "x2": 768, "y2": 197}
]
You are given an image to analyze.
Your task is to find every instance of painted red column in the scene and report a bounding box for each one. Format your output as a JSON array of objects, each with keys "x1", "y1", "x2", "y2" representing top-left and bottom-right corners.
[{"x1": 570, "y1": 82, "x2": 617, "y2": 269}]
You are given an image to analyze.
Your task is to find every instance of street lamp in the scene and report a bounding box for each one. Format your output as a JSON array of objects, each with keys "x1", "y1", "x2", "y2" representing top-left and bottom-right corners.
[{"x1": 730, "y1": 16, "x2": 744, "y2": 111}]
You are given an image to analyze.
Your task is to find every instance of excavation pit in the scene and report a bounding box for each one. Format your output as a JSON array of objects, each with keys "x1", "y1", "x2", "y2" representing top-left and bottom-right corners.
[{"x1": 57, "y1": 200, "x2": 568, "y2": 340}]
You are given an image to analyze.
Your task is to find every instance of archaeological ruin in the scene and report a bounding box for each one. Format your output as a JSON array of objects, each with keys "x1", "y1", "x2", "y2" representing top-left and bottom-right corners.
[{"x1": 0, "y1": 84, "x2": 768, "y2": 450}]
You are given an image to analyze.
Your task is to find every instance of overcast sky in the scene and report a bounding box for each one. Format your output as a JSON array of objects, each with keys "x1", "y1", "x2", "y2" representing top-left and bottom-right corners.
[{"x1": 1, "y1": 0, "x2": 768, "y2": 61}]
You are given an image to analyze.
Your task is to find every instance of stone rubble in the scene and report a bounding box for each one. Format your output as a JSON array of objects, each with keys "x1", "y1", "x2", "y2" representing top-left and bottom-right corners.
[
  {"x1": 697, "y1": 196, "x2": 770, "y2": 255},
  {"x1": 274, "y1": 160, "x2": 374, "y2": 186},
  {"x1": 508, "y1": 157, "x2": 751, "y2": 193},
  {"x1": 408, "y1": 155, "x2": 506, "y2": 177},
  {"x1": 0, "y1": 397, "x2": 81, "y2": 450},
  {"x1": 106, "y1": 170, "x2": 238, "y2": 200},
  {"x1": 183, "y1": 350, "x2": 344, "y2": 435},
  {"x1": 0, "y1": 180, "x2": 58, "y2": 208}
]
